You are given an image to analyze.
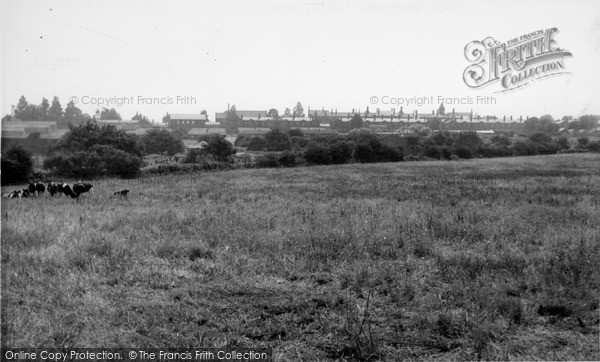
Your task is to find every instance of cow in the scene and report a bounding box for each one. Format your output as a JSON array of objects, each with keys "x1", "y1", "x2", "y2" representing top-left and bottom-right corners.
[
  {"x1": 28, "y1": 182, "x2": 45, "y2": 196},
  {"x1": 62, "y1": 185, "x2": 80, "y2": 199},
  {"x1": 47, "y1": 182, "x2": 59, "y2": 196},
  {"x1": 113, "y1": 189, "x2": 130, "y2": 198},
  {"x1": 73, "y1": 181, "x2": 93, "y2": 196}
]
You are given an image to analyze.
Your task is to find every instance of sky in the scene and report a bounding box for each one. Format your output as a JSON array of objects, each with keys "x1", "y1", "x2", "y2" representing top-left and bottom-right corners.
[{"x1": 1, "y1": 0, "x2": 599, "y2": 123}]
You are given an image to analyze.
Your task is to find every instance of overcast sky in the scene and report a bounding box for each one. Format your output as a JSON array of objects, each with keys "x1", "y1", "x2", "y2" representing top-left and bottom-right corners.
[{"x1": 2, "y1": 0, "x2": 599, "y2": 122}]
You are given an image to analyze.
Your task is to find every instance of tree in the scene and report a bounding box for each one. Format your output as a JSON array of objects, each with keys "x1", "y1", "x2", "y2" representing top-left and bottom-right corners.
[
  {"x1": 54, "y1": 120, "x2": 143, "y2": 157},
  {"x1": 14, "y1": 96, "x2": 29, "y2": 120},
  {"x1": 524, "y1": 116, "x2": 559, "y2": 134},
  {"x1": 293, "y1": 102, "x2": 304, "y2": 117},
  {"x1": 265, "y1": 128, "x2": 292, "y2": 151},
  {"x1": 227, "y1": 105, "x2": 240, "y2": 121},
  {"x1": 40, "y1": 98, "x2": 50, "y2": 119},
  {"x1": 409, "y1": 124, "x2": 432, "y2": 137},
  {"x1": 203, "y1": 134, "x2": 235, "y2": 161},
  {"x1": 141, "y1": 129, "x2": 185, "y2": 156},
  {"x1": 200, "y1": 109, "x2": 208, "y2": 116},
  {"x1": 247, "y1": 137, "x2": 267, "y2": 151},
  {"x1": 1, "y1": 145, "x2": 34, "y2": 185},
  {"x1": 578, "y1": 115, "x2": 599, "y2": 130},
  {"x1": 453, "y1": 131, "x2": 482, "y2": 150},
  {"x1": 2, "y1": 114, "x2": 13, "y2": 122},
  {"x1": 349, "y1": 113, "x2": 364, "y2": 129},
  {"x1": 283, "y1": 108, "x2": 292, "y2": 117},
  {"x1": 48, "y1": 96, "x2": 63, "y2": 124},
  {"x1": 267, "y1": 108, "x2": 279, "y2": 119},
  {"x1": 99, "y1": 107, "x2": 122, "y2": 120},
  {"x1": 63, "y1": 101, "x2": 88, "y2": 127},
  {"x1": 44, "y1": 145, "x2": 142, "y2": 179}
]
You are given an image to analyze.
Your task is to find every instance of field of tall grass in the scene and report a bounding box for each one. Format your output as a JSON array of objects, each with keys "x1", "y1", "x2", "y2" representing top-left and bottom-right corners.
[{"x1": 2, "y1": 154, "x2": 599, "y2": 360}]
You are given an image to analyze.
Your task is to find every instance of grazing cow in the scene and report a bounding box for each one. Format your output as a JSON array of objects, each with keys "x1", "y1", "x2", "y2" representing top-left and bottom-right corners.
[
  {"x1": 62, "y1": 185, "x2": 80, "y2": 199},
  {"x1": 113, "y1": 189, "x2": 130, "y2": 198},
  {"x1": 47, "y1": 182, "x2": 59, "y2": 196},
  {"x1": 28, "y1": 182, "x2": 46, "y2": 196},
  {"x1": 73, "y1": 181, "x2": 93, "y2": 196}
]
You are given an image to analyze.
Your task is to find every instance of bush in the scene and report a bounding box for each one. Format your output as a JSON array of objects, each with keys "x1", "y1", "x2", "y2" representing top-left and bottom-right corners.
[
  {"x1": 423, "y1": 145, "x2": 442, "y2": 159},
  {"x1": 254, "y1": 153, "x2": 281, "y2": 168},
  {"x1": 247, "y1": 137, "x2": 267, "y2": 151},
  {"x1": 278, "y1": 151, "x2": 299, "y2": 167},
  {"x1": 577, "y1": 137, "x2": 590, "y2": 148},
  {"x1": 1, "y1": 145, "x2": 34, "y2": 185},
  {"x1": 353, "y1": 143, "x2": 374, "y2": 163},
  {"x1": 587, "y1": 141, "x2": 600, "y2": 153},
  {"x1": 329, "y1": 142, "x2": 353, "y2": 164},
  {"x1": 304, "y1": 144, "x2": 332, "y2": 165},
  {"x1": 353, "y1": 138, "x2": 403, "y2": 163},
  {"x1": 288, "y1": 129, "x2": 304, "y2": 138},
  {"x1": 475, "y1": 145, "x2": 513, "y2": 158},
  {"x1": 183, "y1": 148, "x2": 206, "y2": 164},
  {"x1": 203, "y1": 134, "x2": 235, "y2": 162},
  {"x1": 490, "y1": 134, "x2": 511, "y2": 147},
  {"x1": 511, "y1": 140, "x2": 538, "y2": 156},
  {"x1": 265, "y1": 129, "x2": 292, "y2": 151},
  {"x1": 44, "y1": 145, "x2": 142, "y2": 178},
  {"x1": 141, "y1": 129, "x2": 185, "y2": 156},
  {"x1": 557, "y1": 136, "x2": 571, "y2": 150},
  {"x1": 453, "y1": 146, "x2": 473, "y2": 159}
]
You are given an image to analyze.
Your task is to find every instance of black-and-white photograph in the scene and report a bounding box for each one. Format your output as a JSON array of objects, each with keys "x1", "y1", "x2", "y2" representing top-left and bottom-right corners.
[{"x1": 1, "y1": 0, "x2": 599, "y2": 360}]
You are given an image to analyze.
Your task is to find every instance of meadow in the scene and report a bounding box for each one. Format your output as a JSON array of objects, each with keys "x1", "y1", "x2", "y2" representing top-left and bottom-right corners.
[{"x1": 1, "y1": 154, "x2": 599, "y2": 360}]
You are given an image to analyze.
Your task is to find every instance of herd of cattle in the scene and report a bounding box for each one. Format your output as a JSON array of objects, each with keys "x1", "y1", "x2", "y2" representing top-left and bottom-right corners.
[{"x1": 3, "y1": 181, "x2": 130, "y2": 200}]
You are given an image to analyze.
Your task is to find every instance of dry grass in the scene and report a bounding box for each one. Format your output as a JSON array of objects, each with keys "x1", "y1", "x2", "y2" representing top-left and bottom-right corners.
[{"x1": 2, "y1": 154, "x2": 599, "y2": 360}]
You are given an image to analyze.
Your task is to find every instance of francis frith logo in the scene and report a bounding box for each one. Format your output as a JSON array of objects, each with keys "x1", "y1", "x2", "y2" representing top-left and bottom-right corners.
[{"x1": 463, "y1": 28, "x2": 572, "y2": 92}]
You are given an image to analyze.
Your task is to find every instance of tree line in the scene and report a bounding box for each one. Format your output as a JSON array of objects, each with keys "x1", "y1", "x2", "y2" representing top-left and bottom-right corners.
[{"x1": 2, "y1": 95, "x2": 153, "y2": 129}]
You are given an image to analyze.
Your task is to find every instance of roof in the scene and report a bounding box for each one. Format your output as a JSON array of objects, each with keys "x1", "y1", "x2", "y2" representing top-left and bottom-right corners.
[
  {"x1": 40, "y1": 130, "x2": 69, "y2": 139},
  {"x1": 96, "y1": 119, "x2": 139, "y2": 124},
  {"x1": 188, "y1": 127, "x2": 226, "y2": 135},
  {"x1": 280, "y1": 117, "x2": 311, "y2": 122},
  {"x1": 170, "y1": 114, "x2": 208, "y2": 121},
  {"x1": 238, "y1": 127, "x2": 271, "y2": 135},
  {"x1": 1, "y1": 120, "x2": 57, "y2": 129},
  {"x1": 183, "y1": 140, "x2": 208, "y2": 149}
]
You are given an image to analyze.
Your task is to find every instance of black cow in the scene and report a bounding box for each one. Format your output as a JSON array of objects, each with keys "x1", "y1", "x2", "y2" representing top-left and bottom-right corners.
[
  {"x1": 73, "y1": 182, "x2": 93, "y2": 196},
  {"x1": 47, "y1": 182, "x2": 59, "y2": 196},
  {"x1": 113, "y1": 189, "x2": 130, "y2": 198},
  {"x1": 28, "y1": 182, "x2": 46, "y2": 196}
]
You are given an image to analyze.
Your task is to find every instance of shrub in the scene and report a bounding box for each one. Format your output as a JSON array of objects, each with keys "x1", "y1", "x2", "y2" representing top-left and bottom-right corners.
[
  {"x1": 203, "y1": 134, "x2": 235, "y2": 162},
  {"x1": 353, "y1": 143, "x2": 374, "y2": 163},
  {"x1": 577, "y1": 137, "x2": 590, "y2": 148},
  {"x1": 490, "y1": 134, "x2": 511, "y2": 147},
  {"x1": 423, "y1": 145, "x2": 442, "y2": 159},
  {"x1": 141, "y1": 129, "x2": 185, "y2": 156},
  {"x1": 246, "y1": 137, "x2": 267, "y2": 151},
  {"x1": 44, "y1": 145, "x2": 142, "y2": 178},
  {"x1": 288, "y1": 129, "x2": 304, "y2": 138},
  {"x1": 557, "y1": 136, "x2": 571, "y2": 150},
  {"x1": 511, "y1": 140, "x2": 538, "y2": 156},
  {"x1": 304, "y1": 144, "x2": 332, "y2": 165},
  {"x1": 329, "y1": 142, "x2": 352, "y2": 164},
  {"x1": 265, "y1": 129, "x2": 292, "y2": 151},
  {"x1": 183, "y1": 148, "x2": 206, "y2": 164},
  {"x1": 279, "y1": 151, "x2": 299, "y2": 167},
  {"x1": 588, "y1": 141, "x2": 600, "y2": 153},
  {"x1": 254, "y1": 153, "x2": 281, "y2": 168},
  {"x1": 1, "y1": 145, "x2": 34, "y2": 185},
  {"x1": 453, "y1": 146, "x2": 473, "y2": 159}
]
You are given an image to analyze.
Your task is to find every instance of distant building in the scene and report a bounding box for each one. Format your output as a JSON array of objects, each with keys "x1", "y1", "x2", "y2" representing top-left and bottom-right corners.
[
  {"x1": 167, "y1": 113, "x2": 208, "y2": 130},
  {"x1": 95, "y1": 119, "x2": 142, "y2": 130},
  {"x1": 1, "y1": 120, "x2": 57, "y2": 138}
]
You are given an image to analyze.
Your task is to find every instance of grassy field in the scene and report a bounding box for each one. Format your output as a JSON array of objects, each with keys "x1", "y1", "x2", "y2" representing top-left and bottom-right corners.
[{"x1": 1, "y1": 154, "x2": 599, "y2": 360}]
